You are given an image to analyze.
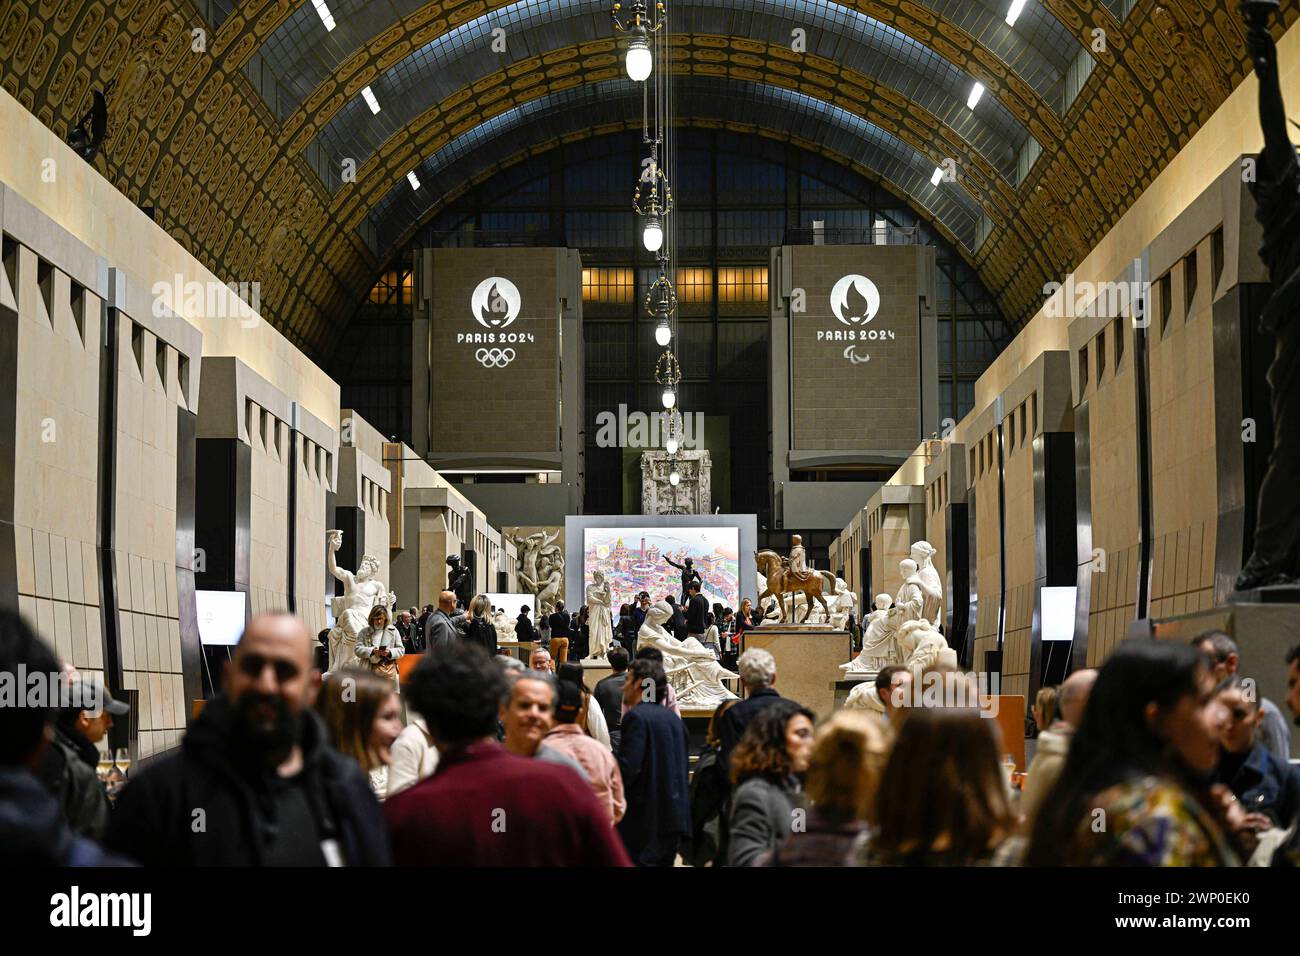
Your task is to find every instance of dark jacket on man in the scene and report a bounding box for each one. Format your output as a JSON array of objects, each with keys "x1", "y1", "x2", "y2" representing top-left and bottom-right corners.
[
  {"x1": 668, "y1": 603, "x2": 688, "y2": 642},
  {"x1": 617, "y1": 701, "x2": 691, "y2": 866},
  {"x1": 683, "y1": 743, "x2": 729, "y2": 867},
  {"x1": 104, "y1": 697, "x2": 391, "y2": 866},
  {"x1": 686, "y1": 593, "x2": 709, "y2": 635},
  {"x1": 727, "y1": 774, "x2": 804, "y2": 867},
  {"x1": 617, "y1": 616, "x2": 639, "y2": 657},
  {"x1": 548, "y1": 610, "x2": 572, "y2": 638},
  {"x1": 385, "y1": 740, "x2": 629, "y2": 866},
  {"x1": 719, "y1": 687, "x2": 782, "y2": 771},
  {"x1": 515, "y1": 613, "x2": 537, "y2": 643},
  {"x1": 425, "y1": 608, "x2": 467, "y2": 649},
  {"x1": 0, "y1": 769, "x2": 130, "y2": 867},
  {"x1": 43, "y1": 723, "x2": 110, "y2": 839},
  {"x1": 594, "y1": 671, "x2": 627, "y2": 749},
  {"x1": 1213, "y1": 742, "x2": 1300, "y2": 828}
]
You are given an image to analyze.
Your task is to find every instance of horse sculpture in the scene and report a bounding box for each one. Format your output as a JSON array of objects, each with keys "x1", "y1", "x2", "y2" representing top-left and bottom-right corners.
[{"x1": 755, "y1": 549, "x2": 836, "y2": 624}]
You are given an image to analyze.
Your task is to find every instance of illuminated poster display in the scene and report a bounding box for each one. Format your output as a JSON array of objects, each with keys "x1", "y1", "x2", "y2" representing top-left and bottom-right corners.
[
  {"x1": 583, "y1": 526, "x2": 741, "y2": 609},
  {"x1": 429, "y1": 249, "x2": 562, "y2": 455},
  {"x1": 787, "y1": 244, "x2": 925, "y2": 452}
]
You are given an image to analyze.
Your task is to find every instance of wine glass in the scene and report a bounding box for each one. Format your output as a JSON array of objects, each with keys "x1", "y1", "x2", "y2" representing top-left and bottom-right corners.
[{"x1": 113, "y1": 747, "x2": 131, "y2": 778}]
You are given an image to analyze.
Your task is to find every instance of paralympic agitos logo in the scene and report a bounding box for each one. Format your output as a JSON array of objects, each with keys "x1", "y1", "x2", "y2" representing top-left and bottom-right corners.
[
  {"x1": 817, "y1": 273, "x2": 894, "y2": 365},
  {"x1": 458, "y1": 276, "x2": 535, "y2": 368}
]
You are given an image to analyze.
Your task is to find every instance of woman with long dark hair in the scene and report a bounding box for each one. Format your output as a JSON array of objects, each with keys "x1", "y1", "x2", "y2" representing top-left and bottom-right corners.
[
  {"x1": 861, "y1": 705, "x2": 1016, "y2": 866},
  {"x1": 1025, "y1": 640, "x2": 1239, "y2": 866},
  {"x1": 727, "y1": 699, "x2": 815, "y2": 866}
]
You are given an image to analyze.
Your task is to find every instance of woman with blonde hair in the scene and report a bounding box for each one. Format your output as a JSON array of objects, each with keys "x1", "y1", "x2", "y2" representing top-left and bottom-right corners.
[
  {"x1": 354, "y1": 605, "x2": 404, "y2": 687},
  {"x1": 761, "y1": 710, "x2": 889, "y2": 866},
  {"x1": 1033, "y1": 684, "x2": 1059, "y2": 734},
  {"x1": 316, "y1": 671, "x2": 404, "y2": 798}
]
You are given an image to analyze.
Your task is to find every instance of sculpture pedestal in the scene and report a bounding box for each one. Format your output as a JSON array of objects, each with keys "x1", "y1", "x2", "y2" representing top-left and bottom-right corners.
[
  {"x1": 740, "y1": 627, "x2": 851, "y2": 721},
  {"x1": 1137, "y1": 602, "x2": 1300, "y2": 760},
  {"x1": 580, "y1": 658, "x2": 614, "y2": 689}
]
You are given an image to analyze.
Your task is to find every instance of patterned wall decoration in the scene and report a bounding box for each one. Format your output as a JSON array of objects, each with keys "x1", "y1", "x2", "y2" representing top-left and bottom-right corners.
[{"x1": 1, "y1": 0, "x2": 1294, "y2": 361}]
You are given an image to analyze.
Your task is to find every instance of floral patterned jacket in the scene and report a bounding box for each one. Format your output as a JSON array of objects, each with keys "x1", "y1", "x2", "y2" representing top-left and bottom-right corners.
[{"x1": 1070, "y1": 775, "x2": 1240, "y2": 867}]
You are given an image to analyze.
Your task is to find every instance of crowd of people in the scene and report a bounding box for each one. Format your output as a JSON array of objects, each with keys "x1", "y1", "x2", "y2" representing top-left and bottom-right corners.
[{"x1": 3, "y1": 595, "x2": 1298, "y2": 868}]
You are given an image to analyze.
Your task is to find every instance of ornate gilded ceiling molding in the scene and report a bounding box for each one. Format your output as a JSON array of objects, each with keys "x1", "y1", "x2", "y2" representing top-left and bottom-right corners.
[
  {"x1": 326, "y1": 37, "x2": 1015, "y2": 237},
  {"x1": 2, "y1": 0, "x2": 1296, "y2": 359}
]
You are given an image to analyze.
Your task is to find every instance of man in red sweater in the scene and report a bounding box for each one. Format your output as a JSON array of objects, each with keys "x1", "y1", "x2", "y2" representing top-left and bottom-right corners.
[{"x1": 385, "y1": 641, "x2": 630, "y2": 866}]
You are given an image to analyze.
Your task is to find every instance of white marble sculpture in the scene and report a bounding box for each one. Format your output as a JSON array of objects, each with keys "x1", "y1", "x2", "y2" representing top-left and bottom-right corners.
[
  {"x1": 491, "y1": 608, "x2": 516, "y2": 645},
  {"x1": 584, "y1": 570, "x2": 615, "y2": 661},
  {"x1": 637, "y1": 601, "x2": 738, "y2": 709},
  {"x1": 828, "y1": 577, "x2": 859, "y2": 631},
  {"x1": 910, "y1": 540, "x2": 943, "y2": 627},
  {"x1": 512, "y1": 529, "x2": 564, "y2": 614},
  {"x1": 840, "y1": 544, "x2": 955, "y2": 695},
  {"x1": 841, "y1": 593, "x2": 896, "y2": 674},
  {"x1": 326, "y1": 530, "x2": 395, "y2": 674}
]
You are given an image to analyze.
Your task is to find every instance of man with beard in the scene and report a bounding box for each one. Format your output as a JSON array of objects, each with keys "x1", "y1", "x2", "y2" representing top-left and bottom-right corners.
[{"x1": 104, "y1": 613, "x2": 391, "y2": 866}]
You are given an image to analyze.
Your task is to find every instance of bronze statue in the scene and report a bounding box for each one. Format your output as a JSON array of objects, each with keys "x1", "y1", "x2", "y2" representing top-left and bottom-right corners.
[
  {"x1": 662, "y1": 553, "x2": 701, "y2": 604},
  {"x1": 1237, "y1": 0, "x2": 1300, "y2": 589},
  {"x1": 446, "y1": 554, "x2": 473, "y2": 609},
  {"x1": 755, "y1": 542, "x2": 836, "y2": 624}
]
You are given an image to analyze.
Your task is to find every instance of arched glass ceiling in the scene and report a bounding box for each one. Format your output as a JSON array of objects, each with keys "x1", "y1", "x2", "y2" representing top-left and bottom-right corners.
[
  {"x1": 916, "y1": 0, "x2": 1082, "y2": 91},
  {"x1": 256, "y1": 0, "x2": 1081, "y2": 122},
  {"x1": 366, "y1": 77, "x2": 986, "y2": 254},
  {"x1": 304, "y1": 0, "x2": 1032, "y2": 193}
]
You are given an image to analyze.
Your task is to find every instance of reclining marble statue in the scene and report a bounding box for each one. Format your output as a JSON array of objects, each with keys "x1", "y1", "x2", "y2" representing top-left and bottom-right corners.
[
  {"x1": 326, "y1": 530, "x2": 396, "y2": 674},
  {"x1": 637, "y1": 601, "x2": 738, "y2": 709}
]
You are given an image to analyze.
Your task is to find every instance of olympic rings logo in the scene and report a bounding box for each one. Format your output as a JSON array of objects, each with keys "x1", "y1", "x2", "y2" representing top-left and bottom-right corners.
[{"x1": 475, "y1": 347, "x2": 516, "y2": 368}]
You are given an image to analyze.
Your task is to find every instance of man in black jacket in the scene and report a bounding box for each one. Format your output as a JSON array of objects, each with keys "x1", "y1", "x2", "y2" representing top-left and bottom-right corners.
[
  {"x1": 1, "y1": 610, "x2": 129, "y2": 867},
  {"x1": 666, "y1": 596, "x2": 688, "y2": 643},
  {"x1": 105, "y1": 613, "x2": 391, "y2": 866},
  {"x1": 43, "y1": 678, "x2": 128, "y2": 839},
  {"x1": 685, "y1": 581, "x2": 709, "y2": 642},
  {"x1": 548, "y1": 602, "x2": 571, "y2": 640},
  {"x1": 719, "y1": 648, "x2": 783, "y2": 771},
  {"x1": 617, "y1": 659, "x2": 690, "y2": 867},
  {"x1": 595, "y1": 645, "x2": 630, "y2": 750},
  {"x1": 515, "y1": 606, "x2": 538, "y2": 644}
]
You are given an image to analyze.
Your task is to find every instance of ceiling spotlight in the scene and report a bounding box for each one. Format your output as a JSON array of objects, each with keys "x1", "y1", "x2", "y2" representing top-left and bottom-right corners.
[
  {"x1": 642, "y1": 210, "x2": 664, "y2": 252},
  {"x1": 361, "y1": 85, "x2": 381, "y2": 115},
  {"x1": 655, "y1": 323, "x2": 672, "y2": 347},
  {"x1": 967, "y1": 82, "x2": 985, "y2": 110},
  {"x1": 669, "y1": 470, "x2": 681, "y2": 486},
  {"x1": 312, "y1": 0, "x2": 336, "y2": 31},
  {"x1": 1005, "y1": 0, "x2": 1026, "y2": 26},
  {"x1": 407, "y1": 171, "x2": 421, "y2": 190},
  {"x1": 661, "y1": 388, "x2": 676, "y2": 410},
  {"x1": 930, "y1": 166, "x2": 944, "y2": 186},
  {"x1": 626, "y1": 34, "x2": 652, "y2": 81}
]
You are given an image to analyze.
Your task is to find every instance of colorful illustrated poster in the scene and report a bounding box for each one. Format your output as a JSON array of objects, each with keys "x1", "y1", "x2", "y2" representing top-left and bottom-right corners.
[{"x1": 583, "y1": 526, "x2": 740, "y2": 609}]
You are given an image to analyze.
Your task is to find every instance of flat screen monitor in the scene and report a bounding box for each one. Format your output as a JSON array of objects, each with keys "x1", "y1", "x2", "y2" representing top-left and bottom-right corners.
[{"x1": 195, "y1": 590, "x2": 247, "y2": 646}]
